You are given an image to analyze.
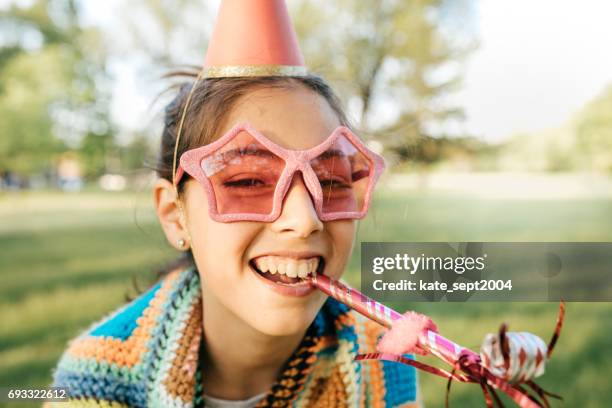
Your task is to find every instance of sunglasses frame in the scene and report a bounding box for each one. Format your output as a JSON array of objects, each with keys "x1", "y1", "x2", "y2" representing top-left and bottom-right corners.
[{"x1": 175, "y1": 122, "x2": 386, "y2": 222}]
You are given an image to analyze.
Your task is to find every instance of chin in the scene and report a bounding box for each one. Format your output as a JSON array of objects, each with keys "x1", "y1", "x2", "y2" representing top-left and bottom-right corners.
[{"x1": 248, "y1": 307, "x2": 319, "y2": 337}]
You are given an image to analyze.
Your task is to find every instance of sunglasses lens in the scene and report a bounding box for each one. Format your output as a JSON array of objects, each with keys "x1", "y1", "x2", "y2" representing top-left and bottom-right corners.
[
  {"x1": 310, "y1": 135, "x2": 372, "y2": 215},
  {"x1": 201, "y1": 131, "x2": 284, "y2": 215}
]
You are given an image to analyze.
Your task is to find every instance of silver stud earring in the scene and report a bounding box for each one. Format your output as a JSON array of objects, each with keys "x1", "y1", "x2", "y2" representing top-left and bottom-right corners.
[{"x1": 177, "y1": 238, "x2": 186, "y2": 249}]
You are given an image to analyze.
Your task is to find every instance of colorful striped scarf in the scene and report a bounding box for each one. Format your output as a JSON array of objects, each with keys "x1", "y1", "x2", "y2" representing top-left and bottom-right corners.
[{"x1": 48, "y1": 267, "x2": 417, "y2": 407}]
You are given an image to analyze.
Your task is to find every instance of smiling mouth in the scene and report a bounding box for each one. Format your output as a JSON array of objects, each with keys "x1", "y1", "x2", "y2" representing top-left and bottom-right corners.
[{"x1": 249, "y1": 255, "x2": 325, "y2": 285}]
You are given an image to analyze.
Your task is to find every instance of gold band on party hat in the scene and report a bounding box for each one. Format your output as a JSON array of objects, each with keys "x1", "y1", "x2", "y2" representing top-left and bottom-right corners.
[
  {"x1": 203, "y1": 65, "x2": 308, "y2": 78},
  {"x1": 203, "y1": 0, "x2": 307, "y2": 77}
]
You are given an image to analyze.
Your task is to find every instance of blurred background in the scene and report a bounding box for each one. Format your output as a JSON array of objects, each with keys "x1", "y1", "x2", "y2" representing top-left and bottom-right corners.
[{"x1": 1, "y1": 0, "x2": 611, "y2": 406}]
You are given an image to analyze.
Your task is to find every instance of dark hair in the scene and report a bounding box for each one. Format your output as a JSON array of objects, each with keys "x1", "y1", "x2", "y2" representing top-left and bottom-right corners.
[{"x1": 155, "y1": 69, "x2": 351, "y2": 275}]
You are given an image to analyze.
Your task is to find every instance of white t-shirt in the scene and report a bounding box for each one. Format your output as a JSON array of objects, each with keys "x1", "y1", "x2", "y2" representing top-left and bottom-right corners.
[{"x1": 202, "y1": 392, "x2": 267, "y2": 408}]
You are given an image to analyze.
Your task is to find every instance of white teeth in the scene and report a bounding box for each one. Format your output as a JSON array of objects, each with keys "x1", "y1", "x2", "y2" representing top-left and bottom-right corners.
[
  {"x1": 286, "y1": 262, "x2": 298, "y2": 278},
  {"x1": 298, "y1": 263, "x2": 309, "y2": 278},
  {"x1": 254, "y1": 256, "x2": 320, "y2": 278}
]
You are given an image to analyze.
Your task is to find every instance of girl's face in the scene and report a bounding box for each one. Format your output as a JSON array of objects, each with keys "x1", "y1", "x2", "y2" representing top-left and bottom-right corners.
[{"x1": 181, "y1": 84, "x2": 357, "y2": 336}]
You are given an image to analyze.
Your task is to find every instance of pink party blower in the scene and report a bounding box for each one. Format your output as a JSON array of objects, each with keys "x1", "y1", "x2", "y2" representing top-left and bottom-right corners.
[{"x1": 311, "y1": 274, "x2": 564, "y2": 408}]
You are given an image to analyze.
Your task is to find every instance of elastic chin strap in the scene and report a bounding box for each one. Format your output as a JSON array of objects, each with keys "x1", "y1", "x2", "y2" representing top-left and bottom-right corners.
[
  {"x1": 172, "y1": 68, "x2": 207, "y2": 198},
  {"x1": 172, "y1": 68, "x2": 206, "y2": 247}
]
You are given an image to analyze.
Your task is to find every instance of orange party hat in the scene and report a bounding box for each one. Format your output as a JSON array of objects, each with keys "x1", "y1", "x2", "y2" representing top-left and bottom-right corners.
[{"x1": 203, "y1": 0, "x2": 307, "y2": 78}]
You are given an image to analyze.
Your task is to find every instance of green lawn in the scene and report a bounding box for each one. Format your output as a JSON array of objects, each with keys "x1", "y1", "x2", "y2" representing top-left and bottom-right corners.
[{"x1": 1, "y1": 189, "x2": 611, "y2": 407}]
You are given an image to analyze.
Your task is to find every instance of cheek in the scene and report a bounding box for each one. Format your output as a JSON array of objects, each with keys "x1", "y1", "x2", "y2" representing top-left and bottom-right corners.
[
  {"x1": 326, "y1": 220, "x2": 357, "y2": 278},
  {"x1": 184, "y1": 184, "x2": 260, "y2": 282}
]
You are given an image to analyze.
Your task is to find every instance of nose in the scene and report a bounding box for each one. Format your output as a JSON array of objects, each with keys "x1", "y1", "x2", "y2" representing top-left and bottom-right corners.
[{"x1": 270, "y1": 173, "x2": 323, "y2": 237}]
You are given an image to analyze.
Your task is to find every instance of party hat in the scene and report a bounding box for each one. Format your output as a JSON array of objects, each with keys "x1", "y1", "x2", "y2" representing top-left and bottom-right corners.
[{"x1": 203, "y1": 0, "x2": 307, "y2": 78}]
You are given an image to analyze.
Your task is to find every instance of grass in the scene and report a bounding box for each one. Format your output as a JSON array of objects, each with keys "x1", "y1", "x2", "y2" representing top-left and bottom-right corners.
[{"x1": 1, "y1": 188, "x2": 611, "y2": 407}]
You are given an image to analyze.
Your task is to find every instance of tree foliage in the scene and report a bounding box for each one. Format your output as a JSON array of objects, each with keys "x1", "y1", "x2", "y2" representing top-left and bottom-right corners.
[
  {"x1": 575, "y1": 85, "x2": 612, "y2": 172},
  {"x1": 495, "y1": 84, "x2": 612, "y2": 173},
  {"x1": 293, "y1": 0, "x2": 476, "y2": 159},
  {"x1": 0, "y1": 0, "x2": 112, "y2": 177}
]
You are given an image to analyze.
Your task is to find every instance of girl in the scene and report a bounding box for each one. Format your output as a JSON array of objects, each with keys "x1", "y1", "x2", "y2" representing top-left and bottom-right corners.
[{"x1": 49, "y1": 1, "x2": 419, "y2": 406}]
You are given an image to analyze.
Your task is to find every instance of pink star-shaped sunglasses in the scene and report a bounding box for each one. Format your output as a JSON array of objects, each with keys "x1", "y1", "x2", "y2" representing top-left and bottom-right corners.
[{"x1": 174, "y1": 123, "x2": 386, "y2": 222}]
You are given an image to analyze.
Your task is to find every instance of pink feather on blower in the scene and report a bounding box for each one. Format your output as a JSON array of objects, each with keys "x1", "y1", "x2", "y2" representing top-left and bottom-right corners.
[{"x1": 377, "y1": 311, "x2": 438, "y2": 356}]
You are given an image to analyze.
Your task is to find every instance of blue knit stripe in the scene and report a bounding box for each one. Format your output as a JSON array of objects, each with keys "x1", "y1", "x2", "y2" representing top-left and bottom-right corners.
[
  {"x1": 54, "y1": 370, "x2": 148, "y2": 407},
  {"x1": 312, "y1": 297, "x2": 350, "y2": 337},
  {"x1": 90, "y1": 281, "x2": 162, "y2": 340},
  {"x1": 382, "y1": 354, "x2": 418, "y2": 406}
]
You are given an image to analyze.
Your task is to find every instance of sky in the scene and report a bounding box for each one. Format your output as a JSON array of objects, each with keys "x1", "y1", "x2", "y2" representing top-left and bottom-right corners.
[
  {"x1": 455, "y1": 0, "x2": 612, "y2": 141},
  {"x1": 5, "y1": 0, "x2": 610, "y2": 143}
]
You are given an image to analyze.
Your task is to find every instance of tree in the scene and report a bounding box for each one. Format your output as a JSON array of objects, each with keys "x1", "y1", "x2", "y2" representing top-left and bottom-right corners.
[
  {"x1": 575, "y1": 85, "x2": 612, "y2": 172},
  {"x1": 0, "y1": 0, "x2": 113, "y2": 177},
  {"x1": 293, "y1": 0, "x2": 476, "y2": 161}
]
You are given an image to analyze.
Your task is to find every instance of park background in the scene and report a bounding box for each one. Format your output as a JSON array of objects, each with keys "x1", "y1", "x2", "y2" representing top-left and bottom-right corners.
[{"x1": 1, "y1": 0, "x2": 611, "y2": 406}]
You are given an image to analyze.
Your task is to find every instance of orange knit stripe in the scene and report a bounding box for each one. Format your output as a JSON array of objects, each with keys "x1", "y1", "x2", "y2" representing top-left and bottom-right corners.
[
  {"x1": 163, "y1": 298, "x2": 203, "y2": 402},
  {"x1": 335, "y1": 311, "x2": 355, "y2": 330},
  {"x1": 304, "y1": 365, "x2": 349, "y2": 408},
  {"x1": 362, "y1": 318, "x2": 386, "y2": 408},
  {"x1": 66, "y1": 270, "x2": 182, "y2": 367}
]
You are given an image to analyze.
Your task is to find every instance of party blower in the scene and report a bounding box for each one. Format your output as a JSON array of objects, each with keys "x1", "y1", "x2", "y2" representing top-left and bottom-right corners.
[{"x1": 311, "y1": 274, "x2": 565, "y2": 408}]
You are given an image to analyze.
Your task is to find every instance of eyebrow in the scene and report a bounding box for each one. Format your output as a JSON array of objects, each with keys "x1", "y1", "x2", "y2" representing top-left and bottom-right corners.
[
  {"x1": 315, "y1": 149, "x2": 349, "y2": 161},
  {"x1": 218, "y1": 147, "x2": 280, "y2": 161},
  {"x1": 216, "y1": 147, "x2": 353, "y2": 164}
]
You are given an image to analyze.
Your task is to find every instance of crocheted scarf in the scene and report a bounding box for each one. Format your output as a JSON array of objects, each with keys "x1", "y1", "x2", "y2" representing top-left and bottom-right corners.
[{"x1": 49, "y1": 267, "x2": 417, "y2": 407}]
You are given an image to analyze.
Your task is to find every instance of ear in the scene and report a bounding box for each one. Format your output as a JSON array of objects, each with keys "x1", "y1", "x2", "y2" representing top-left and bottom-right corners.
[{"x1": 153, "y1": 178, "x2": 189, "y2": 250}]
